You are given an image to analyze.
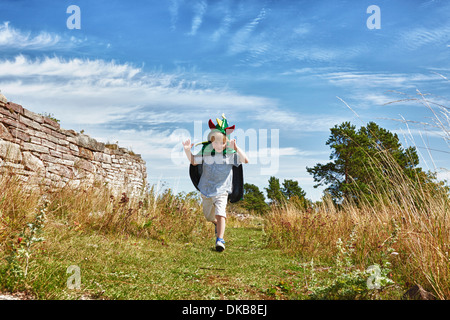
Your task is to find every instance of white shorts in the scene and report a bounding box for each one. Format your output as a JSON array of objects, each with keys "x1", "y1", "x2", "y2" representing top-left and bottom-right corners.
[{"x1": 201, "y1": 193, "x2": 228, "y2": 222}]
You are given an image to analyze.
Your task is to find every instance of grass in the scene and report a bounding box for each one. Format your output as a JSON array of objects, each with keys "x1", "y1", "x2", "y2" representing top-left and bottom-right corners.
[
  {"x1": 262, "y1": 145, "x2": 450, "y2": 299},
  {"x1": 0, "y1": 175, "x2": 312, "y2": 300},
  {"x1": 0, "y1": 162, "x2": 444, "y2": 300},
  {"x1": 2, "y1": 218, "x2": 309, "y2": 300},
  {"x1": 27, "y1": 224, "x2": 304, "y2": 300}
]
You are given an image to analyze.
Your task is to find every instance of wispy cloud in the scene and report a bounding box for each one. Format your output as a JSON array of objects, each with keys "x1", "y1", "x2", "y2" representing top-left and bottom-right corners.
[
  {"x1": 292, "y1": 23, "x2": 311, "y2": 37},
  {"x1": 398, "y1": 23, "x2": 450, "y2": 50},
  {"x1": 168, "y1": 2, "x2": 368, "y2": 66},
  {"x1": 0, "y1": 54, "x2": 284, "y2": 183},
  {"x1": 0, "y1": 21, "x2": 61, "y2": 49},
  {"x1": 228, "y1": 7, "x2": 267, "y2": 55},
  {"x1": 316, "y1": 70, "x2": 449, "y2": 110},
  {"x1": 253, "y1": 107, "x2": 349, "y2": 133},
  {"x1": 286, "y1": 46, "x2": 364, "y2": 63},
  {"x1": 188, "y1": 0, "x2": 207, "y2": 36},
  {"x1": 169, "y1": 0, "x2": 184, "y2": 31},
  {"x1": 0, "y1": 54, "x2": 140, "y2": 79},
  {"x1": 251, "y1": 147, "x2": 328, "y2": 158},
  {"x1": 0, "y1": 55, "x2": 275, "y2": 127},
  {"x1": 395, "y1": 1, "x2": 450, "y2": 51},
  {"x1": 436, "y1": 169, "x2": 450, "y2": 182},
  {"x1": 323, "y1": 71, "x2": 442, "y2": 89},
  {"x1": 211, "y1": 12, "x2": 234, "y2": 42},
  {"x1": 0, "y1": 21, "x2": 86, "y2": 51}
]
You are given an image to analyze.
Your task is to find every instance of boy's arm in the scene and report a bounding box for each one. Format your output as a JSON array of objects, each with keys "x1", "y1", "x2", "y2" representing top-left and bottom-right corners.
[
  {"x1": 182, "y1": 139, "x2": 198, "y2": 166},
  {"x1": 230, "y1": 139, "x2": 249, "y2": 163}
]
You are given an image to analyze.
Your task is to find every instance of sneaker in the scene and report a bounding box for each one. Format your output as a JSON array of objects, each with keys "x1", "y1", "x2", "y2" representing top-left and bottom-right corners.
[{"x1": 215, "y1": 238, "x2": 225, "y2": 252}]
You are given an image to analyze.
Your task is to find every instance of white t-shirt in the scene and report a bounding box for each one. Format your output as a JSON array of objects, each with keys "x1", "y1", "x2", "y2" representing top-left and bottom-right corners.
[{"x1": 194, "y1": 153, "x2": 242, "y2": 197}]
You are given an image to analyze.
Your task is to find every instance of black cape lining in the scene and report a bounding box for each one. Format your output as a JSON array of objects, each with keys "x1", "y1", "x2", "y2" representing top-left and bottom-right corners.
[{"x1": 189, "y1": 163, "x2": 243, "y2": 203}]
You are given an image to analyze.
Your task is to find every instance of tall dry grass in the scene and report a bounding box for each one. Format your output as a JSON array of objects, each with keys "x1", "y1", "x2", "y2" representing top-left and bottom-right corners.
[
  {"x1": 265, "y1": 93, "x2": 450, "y2": 299},
  {"x1": 265, "y1": 179, "x2": 449, "y2": 298},
  {"x1": 0, "y1": 174, "x2": 210, "y2": 256},
  {"x1": 0, "y1": 173, "x2": 42, "y2": 247}
]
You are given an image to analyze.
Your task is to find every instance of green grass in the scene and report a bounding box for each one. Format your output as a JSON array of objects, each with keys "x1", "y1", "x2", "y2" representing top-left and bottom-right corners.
[
  {"x1": 3, "y1": 218, "x2": 311, "y2": 300},
  {"x1": 0, "y1": 176, "x2": 408, "y2": 300}
]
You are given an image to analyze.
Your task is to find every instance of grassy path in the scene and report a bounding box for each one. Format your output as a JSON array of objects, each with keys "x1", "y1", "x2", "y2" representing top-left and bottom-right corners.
[{"x1": 27, "y1": 223, "x2": 307, "y2": 300}]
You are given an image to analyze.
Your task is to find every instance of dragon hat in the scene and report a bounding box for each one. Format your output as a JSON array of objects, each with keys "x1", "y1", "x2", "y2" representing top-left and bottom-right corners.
[{"x1": 195, "y1": 113, "x2": 236, "y2": 155}]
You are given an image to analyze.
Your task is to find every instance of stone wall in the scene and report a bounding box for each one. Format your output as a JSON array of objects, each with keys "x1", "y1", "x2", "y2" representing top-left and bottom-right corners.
[{"x1": 0, "y1": 96, "x2": 147, "y2": 196}]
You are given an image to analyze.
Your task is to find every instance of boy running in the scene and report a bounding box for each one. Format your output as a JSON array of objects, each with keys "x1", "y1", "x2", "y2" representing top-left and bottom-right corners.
[{"x1": 182, "y1": 115, "x2": 248, "y2": 251}]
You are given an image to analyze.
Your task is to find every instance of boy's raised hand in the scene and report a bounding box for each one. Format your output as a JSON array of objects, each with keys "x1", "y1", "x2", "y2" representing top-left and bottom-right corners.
[
  {"x1": 229, "y1": 139, "x2": 237, "y2": 150},
  {"x1": 182, "y1": 139, "x2": 194, "y2": 151}
]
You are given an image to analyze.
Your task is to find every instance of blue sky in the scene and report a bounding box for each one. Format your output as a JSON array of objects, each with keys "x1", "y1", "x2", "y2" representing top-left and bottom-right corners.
[{"x1": 0, "y1": 0, "x2": 449, "y2": 201}]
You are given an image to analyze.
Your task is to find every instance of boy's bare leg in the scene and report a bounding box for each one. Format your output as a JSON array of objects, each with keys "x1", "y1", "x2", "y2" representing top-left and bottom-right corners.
[
  {"x1": 215, "y1": 215, "x2": 226, "y2": 239},
  {"x1": 212, "y1": 219, "x2": 217, "y2": 237}
]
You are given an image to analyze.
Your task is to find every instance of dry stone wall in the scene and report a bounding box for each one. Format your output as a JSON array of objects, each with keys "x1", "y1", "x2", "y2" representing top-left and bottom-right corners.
[{"x1": 0, "y1": 96, "x2": 147, "y2": 196}]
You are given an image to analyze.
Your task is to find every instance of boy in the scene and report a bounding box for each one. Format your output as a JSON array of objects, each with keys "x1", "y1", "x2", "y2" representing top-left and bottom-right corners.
[{"x1": 182, "y1": 115, "x2": 249, "y2": 251}]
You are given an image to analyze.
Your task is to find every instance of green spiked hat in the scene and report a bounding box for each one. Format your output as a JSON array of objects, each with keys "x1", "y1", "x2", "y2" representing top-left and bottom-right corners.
[{"x1": 195, "y1": 114, "x2": 236, "y2": 156}]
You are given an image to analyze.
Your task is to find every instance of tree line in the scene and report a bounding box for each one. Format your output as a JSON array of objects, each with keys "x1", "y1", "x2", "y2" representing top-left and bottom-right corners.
[{"x1": 233, "y1": 121, "x2": 448, "y2": 215}]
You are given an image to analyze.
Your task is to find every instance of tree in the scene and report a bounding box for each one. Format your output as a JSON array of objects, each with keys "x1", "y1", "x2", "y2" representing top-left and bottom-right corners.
[
  {"x1": 264, "y1": 177, "x2": 310, "y2": 209},
  {"x1": 265, "y1": 176, "x2": 286, "y2": 206},
  {"x1": 306, "y1": 121, "x2": 425, "y2": 203},
  {"x1": 241, "y1": 183, "x2": 269, "y2": 214},
  {"x1": 281, "y1": 179, "x2": 306, "y2": 200},
  {"x1": 281, "y1": 179, "x2": 309, "y2": 209}
]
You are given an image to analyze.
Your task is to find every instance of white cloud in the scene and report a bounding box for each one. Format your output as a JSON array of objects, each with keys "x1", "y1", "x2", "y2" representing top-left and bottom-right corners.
[
  {"x1": 0, "y1": 54, "x2": 293, "y2": 187},
  {"x1": 0, "y1": 55, "x2": 275, "y2": 126},
  {"x1": 0, "y1": 21, "x2": 85, "y2": 51},
  {"x1": 211, "y1": 13, "x2": 234, "y2": 42},
  {"x1": 322, "y1": 71, "x2": 443, "y2": 90},
  {"x1": 315, "y1": 70, "x2": 448, "y2": 110},
  {"x1": 247, "y1": 147, "x2": 328, "y2": 161},
  {"x1": 0, "y1": 55, "x2": 140, "y2": 79},
  {"x1": 188, "y1": 0, "x2": 208, "y2": 36},
  {"x1": 0, "y1": 22, "x2": 61, "y2": 49},
  {"x1": 325, "y1": 72, "x2": 405, "y2": 88},
  {"x1": 398, "y1": 23, "x2": 450, "y2": 51},
  {"x1": 292, "y1": 23, "x2": 311, "y2": 36},
  {"x1": 253, "y1": 108, "x2": 349, "y2": 133},
  {"x1": 169, "y1": 0, "x2": 183, "y2": 31},
  {"x1": 228, "y1": 7, "x2": 267, "y2": 55},
  {"x1": 0, "y1": 54, "x2": 293, "y2": 186},
  {"x1": 437, "y1": 169, "x2": 450, "y2": 182}
]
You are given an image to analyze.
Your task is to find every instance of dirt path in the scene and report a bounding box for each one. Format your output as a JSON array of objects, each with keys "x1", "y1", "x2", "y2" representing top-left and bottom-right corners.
[{"x1": 0, "y1": 292, "x2": 33, "y2": 300}]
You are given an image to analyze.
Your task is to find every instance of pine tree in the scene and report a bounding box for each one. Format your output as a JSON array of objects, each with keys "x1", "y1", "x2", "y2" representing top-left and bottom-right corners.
[
  {"x1": 282, "y1": 179, "x2": 309, "y2": 209},
  {"x1": 241, "y1": 183, "x2": 269, "y2": 214},
  {"x1": 306, "y1": 121, "x2": 431, "y2": 203},
  {"x1": 265, "y1": 176, "x2": 287, "y2": 206}
]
